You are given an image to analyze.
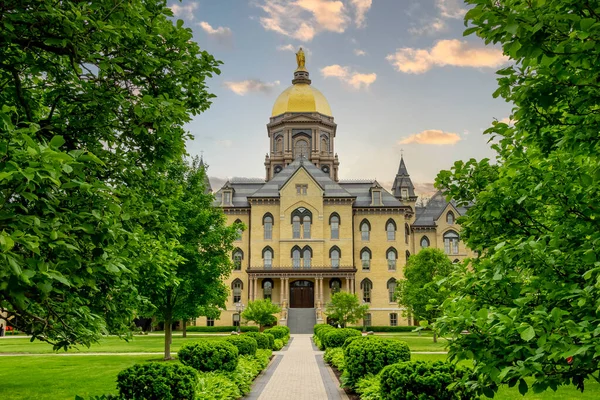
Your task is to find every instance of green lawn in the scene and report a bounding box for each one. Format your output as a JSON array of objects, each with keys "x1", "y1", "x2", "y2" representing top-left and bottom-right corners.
[
  {"x1": 0, "y1": 334, "x2": 225, "y2": 354},
  {"x1": 374, "y1": 332, "x2": 449, "y2": 352}
]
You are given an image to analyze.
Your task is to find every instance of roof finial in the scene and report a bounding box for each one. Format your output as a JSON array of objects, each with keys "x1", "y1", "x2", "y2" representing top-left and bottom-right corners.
[
  {"x1": 400, "y1": 148, "x2": 404, "y2": 158},
  {"x1": 295, "y1": 47, "x2": 306, "y2": 71},
  {"x1": 292, "y1": 47, "x2": 311, "y2": 85}
]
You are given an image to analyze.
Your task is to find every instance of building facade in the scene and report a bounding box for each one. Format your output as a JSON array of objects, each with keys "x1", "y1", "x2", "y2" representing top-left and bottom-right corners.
[{"x1": 195, "y1": 50, "x2": 471, "y2": 330}]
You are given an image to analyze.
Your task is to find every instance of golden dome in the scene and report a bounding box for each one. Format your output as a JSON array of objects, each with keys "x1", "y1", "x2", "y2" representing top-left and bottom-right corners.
[{"x1": 271, "y1": 83, "x2": 332, "y2": 117}]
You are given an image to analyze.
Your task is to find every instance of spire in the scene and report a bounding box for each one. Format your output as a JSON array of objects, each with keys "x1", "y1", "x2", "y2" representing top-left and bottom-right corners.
[
  {"x1": 392, "y1": 155, "x2": 416, "y2": 201},
  {"x1": 292, "y1": 47, "x2": 311, "y2": 85},
  {"x1": 397, "y1": 156, "x2": 409, "y2": 176},
  {"x1": 199, "y1": 151, "x2": 212, "y2": 193}
]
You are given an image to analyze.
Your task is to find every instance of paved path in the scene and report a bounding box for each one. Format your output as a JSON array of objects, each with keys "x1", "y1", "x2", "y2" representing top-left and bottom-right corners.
[{"x1": 248, "y1": 334, "x2": 348, "y2": 400}]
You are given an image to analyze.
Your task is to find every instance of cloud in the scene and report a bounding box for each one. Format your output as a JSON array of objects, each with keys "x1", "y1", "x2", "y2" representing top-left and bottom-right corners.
[
  {"x1": 321, "y1": 64, "x2": 376, "y2": 89},
  {"x1": 223, "y1": 79, "x2": 281, "y2": 96},
  {"x1": 216, "y1": 139, "x2": 233, "y2": 148},
  {"x1": 408, "y1": 18, "x2": 447, "y2": 36},
  {"x1": 386, "y1": 39, "x2": 508, "y2": 74},
  {"x1": 277, "y1": 44, "x2": 296, "y2": 51},
  {"x1": 399, "y1": 129, "x2": 462, "y2": 145},
  {"x1": 198, "y1": 21, "x2": 233, "y2": 43},
  {"x1": 256, "y1": 0, "x2": 368, "y2": 42},
  {"x1": 349, "y1": 0, "x2": 372, "y2": 27},
  {"x1": 436, "y1": 0, "x2": 467, "y2": 19},
  {"x1": 354, "y1": 48, "x2": 367, "y2": 56},
  {"x1": 169, "y1": 2, "x2": 198, "y2": 19}
]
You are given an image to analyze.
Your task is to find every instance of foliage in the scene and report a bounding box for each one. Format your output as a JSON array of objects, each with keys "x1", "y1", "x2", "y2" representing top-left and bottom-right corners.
[
  {"x1": 313, "y1": 335, "x2": 324, "y2": 351},
  {"x1": 342, "y1": 335, "x2": 362, "y2": 350},
  {"x1": 314, "y1": 323, "x2": 332, "y2": 336},
  {"x1": 186, "y1": 326, "x2": 258, "y2": 333},
  {"x1": 116, "y1": 362, "x2": 197, "y2": 400},
  {"x1": 264, "y1": 333, "x2": 275, "y2": 350},
  {"x1": 225, "y1": 335, "x2": 258, "y2": 356},
  {"x1": 434, "y1": 0, "x2": 600, "y2": 395},
  {"x1": 325, "y1": 292, "x2": 369, "y2": 328},
  {"x1": 343, "y1": 337, "x2": 411, "y2": 388},
  {"x1": 0, "y1": 0, "x2": 221, "y2": 349},
  {"x1": 263, "y1": 326, "x2": 289, "y2": 340},
  {"x1": 355, "y1": 374, "x2": 383, "y2": 400},
  {"x1": 346, "y1": 326, "x2": 418, "y2": 333},
  {"x1": 322, "y1": 328, "x2": 362, "y2": 349},
  {"x1": 273, "y1": 339, "x2": 284, "y2": 351},
  {"x1": 314, "y1": 324, "x2": 335, "y2": 341},
  {"x1": 224, "y1": 355, "x2": 263, "y2": 396},
  {"x1": 323, "y1": 347, "x2": 345, "y2": 371},
  {"x1": 177, "y1": 341, "x2": 238, "y2": 372},
  {"x1": 244, "y1": 332, "x2": 271, "y2": 349},
  {"x1": 241, "y1": 299, "x2": 281, "y2": 330},
  {"x1": 196, "y1": 372, "x2": 241, "y2": 400},
  {"x1": 379, "y1": 361, "x2": 477, "y2": 400}
]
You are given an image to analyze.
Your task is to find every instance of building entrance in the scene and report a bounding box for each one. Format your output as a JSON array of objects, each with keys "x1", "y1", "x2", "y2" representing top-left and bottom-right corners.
[{"x1": 289, "y1": 280, "x2": 314, "y2": 308}]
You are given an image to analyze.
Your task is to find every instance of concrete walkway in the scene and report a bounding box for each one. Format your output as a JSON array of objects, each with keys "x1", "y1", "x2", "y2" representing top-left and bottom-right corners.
[{"x1": 248, "y1": 334, "x2": 348, "y2": 400}]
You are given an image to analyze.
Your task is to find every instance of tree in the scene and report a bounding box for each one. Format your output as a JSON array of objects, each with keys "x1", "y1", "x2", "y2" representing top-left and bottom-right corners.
[
  {"x1": 241, "y1": 299, "x2": 282, "y2": 331},
  {"x1": 138, "y1": 157, "x2": 239, "y2": 359},
  {"x1": 395, "y1": 248, "x2": 453, "y2": 343},
  {"x1": 0, "y1": 0, "x2": 221, "y2": 349},
  {"x1": 325, "y1": 292, "x2": 369, "y2": 328},
  {"x1": 434, "y1": 0, "x2": 600, "y2": 396}
]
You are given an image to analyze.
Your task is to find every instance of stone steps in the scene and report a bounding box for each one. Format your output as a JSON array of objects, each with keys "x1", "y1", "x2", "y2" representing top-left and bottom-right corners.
[{"x1": 286, "y1": 308, "x2": 316, "y2": 334}]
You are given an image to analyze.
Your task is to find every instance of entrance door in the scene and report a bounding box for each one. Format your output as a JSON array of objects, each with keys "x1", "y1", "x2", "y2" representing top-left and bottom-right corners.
[{"x1": 290, "y1": 280, "x2": 314, "y2": 308}]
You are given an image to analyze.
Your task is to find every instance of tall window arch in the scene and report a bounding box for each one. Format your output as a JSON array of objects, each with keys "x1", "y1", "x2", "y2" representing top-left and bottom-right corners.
[
  {"x1": 330, "y1": 246, "x2": 341, "y2": 268},
  {"x1": 330, "y1": 278, "x2": 342, "y2": 294},
  {"x1": 405, "y1": 223, "x2": 410, "y2": 244},
  {"x1": 303, "y1": 246, "x2": 312, "y2": 268},
  {"x1": 262, "y1": 278, "x2": 273, "y2": 300},
  {"x1": 291, "y1": 245, "x2": 312, "y2": 268},
  {"x1": 292, "y1": 215, "x2": 301, "y2": 239},
  {"x1": 232, "y1": 248, "x2": 243, "y2": 271},
  {"x1": 386, "y1": 248, "x2": 397, "y2": 271},
  {"x1": 406, "y1": 250, "x2": 410, "y2": 262},
  {"x1": 420, "y1": 236, "x2": 430, "y2": 248},
  {"x1": 360, "y1": 219, "x2": 371, "y2": 241},
  {"x1": 234, "y1": 219, "x2": 243, "y2": 241},
  {"x1": 444, "y1": 230, "x2": 459, "y2": 255},
  {"x1": 275, "y1": 135, "x2": 283, "y2": 153},
  {"x1": 294, "y1": 138, "x2": 310, "y2": 159},
  {"x1": 263, "y1": 213, "x2": 273, "y2": 240},
  {"x1": 360, "y1": 247, "x2": 371, "y2": 271},
  {"x1": 263, "y1": 246, "x2": 273, "y2": 269},
  {"x1": 446, "y1": 211, "x2": 455, "y2": 225},
  {"x1": 386, "y1": 219, "x2": 396, "y2": 241},
  {"x1": 361, "y1": 279, "x2": 373, "y2": 303},
  {"x1": 387, "y1": 278, "x2": 397, "y2": 303},
  {"x1": 292, "y1": 208, "x2": 312, "y2": 239},
  {"x1": 329, "y1": 213, "x2": 340, "y2": 239},
  {"x1": 303, "y1": 215, "x2": 311, "y2": 239},
  {"x1": 232, "y1": 279, "x2": 243, "y2": 303},
  {"x1": 321, "y1": 135, "x2": 329, "y2": 153}
]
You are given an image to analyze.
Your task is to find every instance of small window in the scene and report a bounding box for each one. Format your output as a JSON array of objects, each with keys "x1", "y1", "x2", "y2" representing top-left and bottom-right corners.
[
  {"x1": 223, "y1": 191, "x2": 231, "y2": 205},
  {"x1": 360, "y1": 220, "x2": 370, "y2": 241},
  {"x1": 263, "y1": 247, "x2": 273, "y2": 269},
  {"x1": 330, "y1": 247, "x2": 340, "y2": 268},
  {"x1": 303, "y1": 215, "x2": 311, "y2": 239},
  {"x1": 390, "y1": 313, "x2": 398, "y2": 327},
  {"x1": 405, "y1": 223, "x2": 410, "y2": 244},
  {"x1": 364, "y1": 313, "x2": 372, "y2": 327},
  {"x1": 386, "y1": 219, "x2": 396, "y2": 241},
  {"x1": 293, "y1": 216, "x2": 301, "y2": 239},
  {"x1": 292, "y1": 248, "x2": 301, "y2": 268},
  {"x1": 387, "y1": 278, "x2": 397, "y2": 303},
  {"x1": 401, "y1": 189, "x2": 409, "y2": 200},
  {"x1": 233, "y1": 249, "x2": 243, "y2": 271},
  {"x1": 234, "y1": 219, "x2": 243, "y2": 241},
  {"x1": 233, "y1": 314, "x2": 240, "y2": 327},
  {"x1": 296, "y1": 184, "x2": 308, "y2": 195},
  {"x1": 387, "y1": 248, "x2": 397, "y2": 271},
  {"x1": 263, "y1": 279, "x2": 273, "y2": 300},
  {"x1": 420, "y1": 236, "x2": 430, "y2": 248},
  {"x1": 444, "y1": 230, "x2": 459, "y2": 255},
  {"x1": 361, "y1": 279, "x2": 372, "y2": 303},
  {"x1": 232, "y1": 279, "x2": 243, "y2": 303},
  {"x1": 447, "y1": 211, "x2": 455, "y2": 225},
  {"x1": 330, "y1": 214, "x2": 340, "y2": 239},
  {"x1": 361, "y1": 248, "x2": 371, "y2": 271},
  {"x1": 207, "y1": 317, "x2": 215, "y2": 327},
  {"x1": 303, "y1": 247, "x2": 312, "y2": 268},
  {"x1": 406, "y1": 250, "x2": 410, "y2": 262},
  {"x1": 263, "y1": 214, "x2": 273, "y2": 240}
]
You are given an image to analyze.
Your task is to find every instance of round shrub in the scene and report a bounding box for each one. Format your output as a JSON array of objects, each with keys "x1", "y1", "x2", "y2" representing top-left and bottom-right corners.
[
  {"x1": 245, "y1": 332, "x2": 270, "y2": 349},
  {"x1": 273, "y1": 339, "x2": 284, "y2": 350},
  {"x1": 178, "y1": 341, "x2": 239, "y2": 372},
  {"x1": 264, "y1": 333, "x2": 275, "y2": 349},
  {"x1": 323, "y1": 328, "x2": 362, "y2": 349},
  {"x1": 343, "y1": 337, "x2": 411, "y2": 387},
  {"x1": 117, "y1": 362, "x2": 197, "y2": 400},
  {"x1": 314, "y1": 323, "x2": 331, "y2": 336},
  {"x1": 263, "y1": 326, "x2": 289, "y2": 339},
  {"x1": 226, "y1": 335, "x2": 258, "y2": 356},
  {"x1": 379, "y1": 361, "x2": 477, "y2": 400},
  {"x1": 342, "y1": 335, "x2": 362, "y2": 349},
  {"x1": 315, "y1": 324, "x2": 335, "y2": 342}
]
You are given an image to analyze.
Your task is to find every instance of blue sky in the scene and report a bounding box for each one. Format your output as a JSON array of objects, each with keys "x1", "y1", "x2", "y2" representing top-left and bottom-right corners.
[{"x1": 168, "y1": 0, "x2": 512, "y2": 196}]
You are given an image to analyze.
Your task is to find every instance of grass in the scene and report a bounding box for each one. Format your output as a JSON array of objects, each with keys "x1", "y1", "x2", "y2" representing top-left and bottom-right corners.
[
  {"x1": 0, "y1": 333, "x2": 226, "y2": 354},
  {"x1": 374, "y1": 332, "x2": 449, "y2": 352}
]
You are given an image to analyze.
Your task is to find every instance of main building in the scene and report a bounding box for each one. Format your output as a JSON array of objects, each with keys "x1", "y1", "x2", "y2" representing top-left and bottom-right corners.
[{"x1": 195, "y1": 49, "x2": 470, "y2": 332}]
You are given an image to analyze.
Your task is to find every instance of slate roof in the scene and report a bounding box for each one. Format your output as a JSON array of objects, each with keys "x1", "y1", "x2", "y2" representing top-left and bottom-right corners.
[
  {"x1": 213, "y1": 181, "x2": 263, "y2": 207},
  {"x1": 338, "y1": 181, "x2": 405, "y2": 208},
  {"x1": 413, "y1": 191, "x2": 469, "y2": 227}
]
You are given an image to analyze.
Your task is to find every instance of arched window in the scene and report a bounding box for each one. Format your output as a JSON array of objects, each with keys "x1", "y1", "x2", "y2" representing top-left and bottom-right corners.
[
  {"x1": 294, "y1": 138, "x2": 309, "y2": 159},
  {"x1": 444, "y1": 230, "x2": 459, "y2": 255},
  {"x1": 405, "y1": 223, "x2": 410, "y2": 244},
  {"x1": 330, "y1": 278, "x2": 341, "y2": 294},
  {"x1": 263, "y1": 246, "x2": 273, "y2": 269},
  {"x1": 234, "y1": 219, "x2": 243, "y2": 241},
  {"x1": 232, "y1": 279, "x2": 243, "y2": 303},
  {"x1": 361, "y1": 279, "x2": 373, "y2": 303},
  {"x1": 330, "y1": 246, "x2": 341, "y2": 268},
  {"x1": 292, "y1": 215, "x2": 301, "y2": 239},
  {"x1": 275, "y1": 136, "x2": 283, "y2": 153},
  {"x1": 361, "y1": 248, "x2": 371, "y2": 271},
  {"x1": 232, "y1": 248, "x2": 243, "y2": 271},
  {"x1": 386, "y1": 248, "x2": 397, "y2": 271},
  {"x1": 360, "y1": 219, "x2": 370, "y2": 241},
  {"x1": 420, "y1": 236, "x2": 430, "y2": 248},
  {"x1": 387, "y1": 278, "x2": 397, "y2": 303},
  {"x1": 446, "y1": 211, "x2": 455, "y2": 225},
  {"x1": 303, "y1": 215, "x2": 311, "y2": 239},
  {"x1": 292, "y1": 246, "x2": 301, "y2": 268},
  {"x1": 321, "y1": 135, "x2": 329, "y2": 153},
  {"x1": 386, "y1": 219, "x2": 396, "y2": 241},
  {"x1": 292, "y1": 208, "x2": 312, "y2": 239},
  {"x1": 262, "y1": 278, "x2": 273, "y2": 300},
  {"x1": 303, "y1": 246, "x2": 312, "y2": 268},
  {"x1": 406, "y1": 250, "x2": 410, "y2": 262},
  {"x1": 330, "y1": 213, "x2": 340, "y2": 239},
  {"x1": 263, "y1": 213, "x2": 273, "y2": 240}
]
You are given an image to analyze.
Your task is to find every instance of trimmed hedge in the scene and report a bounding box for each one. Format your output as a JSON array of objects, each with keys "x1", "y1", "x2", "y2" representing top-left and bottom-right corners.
[
  {"x1": 347, "y1": 326, "x2": 419, "y2": 333},
  {"x1": 186, "y1": 326, "x2": 258, "y2": 333},
  {"x1": 178, "y1": 341, "x2": 239, "y2": 372},
  {"x1": 322, "y1": 328, "x2": 362, "y2": 349},
  {"x1": 273, "y1": 338, "x2": 284, "y2": 351},
  {"x1": 379, "y1": 361, "x2": 477, "y2": 400},
  {"x1": 342, "y1": 335, "x2": 362, "y2": 349},
  {"x1": 117, "y1": 362, "x2": 197, "y2": 400},
  {"x1": 264, "y1": 333, "x2": 275, "y2": 350},
  {"x1": 343, "y1": 337, "x2": 411, "y2": 387},
  {"x1": 226, "y1": 335, "x2": 258, "y2": 356},
  {"x1": 263, "y1": 326, "x2": 289, "y2": 339},
  {"x1": 244, "y1": 332, "x2": 270, "y2": 349}
]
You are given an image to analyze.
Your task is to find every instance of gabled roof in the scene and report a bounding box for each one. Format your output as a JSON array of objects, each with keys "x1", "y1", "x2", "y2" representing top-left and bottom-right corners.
[
  {"x1": 391, "y1": 156, "x2": 417, "y2": 199},
  {"x1": 213, "y1": 181, "x2": 264, "y2": 207},
  {"x1": 413, "y1": 191, "x2": 469, "y2": 227},
  {"x1": 339, "y1": 181, "x2": 406, "y2": 208}
]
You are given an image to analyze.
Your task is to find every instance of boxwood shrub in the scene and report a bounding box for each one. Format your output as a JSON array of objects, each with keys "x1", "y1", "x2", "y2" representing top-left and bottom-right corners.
[
  {"x1": 322, "y1": 328, "x2": 362, "y2": 349},
  {"x1": 379, "y1": 361, "x2": 477, "y2": 400},
  {"x1": 178, "y1": 341, "x2": 239, "y2": 372},
  {"x1": 186, "y1": 326, "x2": 259, "y2": 333},
  {"x1": 117, "y1": 362, "x2": 197, "y2": 400},
  {"x1": 244, "y1": 332, "x2": 270, "y2": 349},
  {"x1": 342, "y1": 335, "x2": 362, "y2": 349},
  {"x1": 347, "y1": 326, "x2": 419, "y2": 333},
  {"x1": 343, "y1": 337, "x2": 411, "y2": 387},
  {"x1": 273, "y1": 338, "x2": 284, "y2": 350},
  {"x1": 314, "y1": 324, "x2": 335, "y2": 342},
  {"x1": 263, "y1": 326, "x2": 289, "y2": 339},
  {"x1": 264, "y1": 333, "x2": 275, "y2": 350},
  {"x1": 323, "y1": 347, "x2": 345, "y2": 371},
  {"x1": 226, "y1": 335, "x2": 258, "y2": 356}
]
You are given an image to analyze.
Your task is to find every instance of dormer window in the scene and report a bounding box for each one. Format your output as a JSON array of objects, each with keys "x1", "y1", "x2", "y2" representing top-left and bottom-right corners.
[
  {"x1": 371, "y1": 189, "x2": 382, "y2": 206},
  {"x1": 401, "y1": 188, "x2": 409, "y2": 200},
  {"x1": 223, "y1": 190, "x2": 232, "y2": 206}
]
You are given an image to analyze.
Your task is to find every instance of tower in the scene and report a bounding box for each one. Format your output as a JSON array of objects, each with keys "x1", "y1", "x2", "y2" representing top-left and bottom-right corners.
[
  {"x1": 265, "y1": 48, "x2": 339, "y2": 181},
  {"x1": 391, "y1": 155, "x2": 418, "y2": 204}
]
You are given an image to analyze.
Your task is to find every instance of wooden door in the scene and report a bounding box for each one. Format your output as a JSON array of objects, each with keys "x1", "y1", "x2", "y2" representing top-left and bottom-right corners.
[{"x1": 290, "y1": 280, "x2": 315, "y2": 308}]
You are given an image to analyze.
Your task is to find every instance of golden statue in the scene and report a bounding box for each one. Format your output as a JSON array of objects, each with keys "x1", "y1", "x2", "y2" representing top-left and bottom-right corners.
[{"x1": 295, "y1": 47, "x2": 306, "y2": 70}]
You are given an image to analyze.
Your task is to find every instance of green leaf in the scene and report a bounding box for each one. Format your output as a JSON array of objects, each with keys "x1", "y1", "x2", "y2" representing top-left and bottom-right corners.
[
  {"x1": 518, "y1": 379, "x2": 528, "y2": 395},
  {"x1": 521, "y1": 325, "x2": 535, "y2": 341},
  {"x1": 49, "y1": 135, "x2": 66, "y2": 148}
]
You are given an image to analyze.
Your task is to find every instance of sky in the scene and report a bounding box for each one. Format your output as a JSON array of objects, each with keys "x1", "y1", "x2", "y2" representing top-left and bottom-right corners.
[{"x1": 167, "y1": 0, "x2": 512, "y2": 198}]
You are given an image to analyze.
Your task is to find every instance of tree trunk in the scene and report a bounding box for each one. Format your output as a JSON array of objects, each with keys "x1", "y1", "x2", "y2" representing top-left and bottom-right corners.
[
  {"x1": 182, "y1": 320, "x2": 187, "y2": 338},
  {"x1": 433, "y1": 331, "x2": 437, "y2": 343}
]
